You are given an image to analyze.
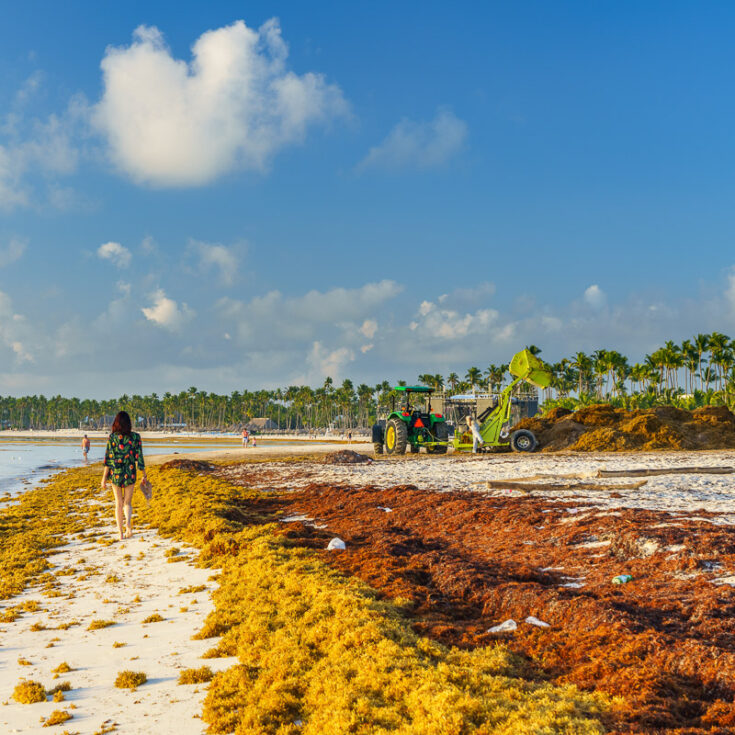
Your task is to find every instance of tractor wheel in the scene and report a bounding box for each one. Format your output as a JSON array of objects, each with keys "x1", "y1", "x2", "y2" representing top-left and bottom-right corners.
[
  {"x1": 410, "y1": 443, "x2": 420, "y2": 454},
  {"x1": 385, "y1": 418, "x2": 408, "y2": 455},
  {"x1": 510, "y1": 429, "x2": 537, "y2": 452},
  {"x1": 428, "y1": 421, "x2": 449, "y2": 454},
  {"x1": 372, "y1": 424, "x2": 384, "y2": 455}
]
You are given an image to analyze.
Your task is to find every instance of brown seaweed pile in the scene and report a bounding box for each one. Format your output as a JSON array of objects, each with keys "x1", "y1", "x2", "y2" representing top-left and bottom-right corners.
[
  {"x1": 272, "y1": 482, "x2": 735, "y2": 734},
  {"x1": 515, "y1": 404, "x2": 735, "y2": 452},
  {"x1": 160, "y1": 458, "x2": 217, "y2": 472},
  {"x1": 322, "y1": 449, "x2": 373, "y2": 464}
]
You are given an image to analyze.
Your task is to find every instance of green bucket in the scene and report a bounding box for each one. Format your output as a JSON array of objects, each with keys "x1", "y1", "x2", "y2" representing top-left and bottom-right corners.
[{"x1": 509, "y1": 349, "x2": 552, "y2": 389}]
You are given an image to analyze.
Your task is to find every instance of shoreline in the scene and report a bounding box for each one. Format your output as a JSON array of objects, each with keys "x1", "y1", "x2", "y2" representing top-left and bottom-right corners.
[{"x1": 0, "y1": 429, "x2": 368, "y2": 442}]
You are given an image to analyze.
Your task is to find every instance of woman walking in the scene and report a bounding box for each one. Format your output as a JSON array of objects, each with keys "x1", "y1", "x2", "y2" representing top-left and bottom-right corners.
[{"x1": 101, "y1": 411, "x2": 147, "y2": 541}]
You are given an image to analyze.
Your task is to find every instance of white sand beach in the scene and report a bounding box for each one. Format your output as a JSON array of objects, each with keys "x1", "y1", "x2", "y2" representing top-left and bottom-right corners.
[
  {"x1": 216, "y1": 449, "x2": 735, "y2": 520},
  {"x1": 0, "y1": 524, "x2": 234, "y2": 734}
]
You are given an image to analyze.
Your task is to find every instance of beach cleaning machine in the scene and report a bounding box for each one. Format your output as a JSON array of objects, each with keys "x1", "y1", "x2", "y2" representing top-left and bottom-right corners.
[
  {"x1": 451, "y1": 348, "x2": 552, "y2": 453},
  {"x1": 372, "y1": 349, "x2": 552, "y2": 455}
]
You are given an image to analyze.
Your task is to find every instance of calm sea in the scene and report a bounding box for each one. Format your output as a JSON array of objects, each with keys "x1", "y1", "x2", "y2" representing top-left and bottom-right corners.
[{"x1": 0, "y1": 437, "x2": 259, "y2": 496}]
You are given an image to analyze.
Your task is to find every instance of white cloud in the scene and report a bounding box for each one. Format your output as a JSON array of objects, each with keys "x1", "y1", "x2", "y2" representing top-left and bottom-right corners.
[
  {"x1": 97, "y1": 241, "x2": 132, "y2": 268},
  {"x1": 540, "y1": 315, "x2": 562, "y2": 332},
  {"x1": 0, "y1": 291, "x2": 36, "y2": 364},
  {"x1": 141, "y1": 289, "x2": 194, "y2": 331},
  {"x1": 583, "y1": 284, "x2": 607, "y2": 309},
  {"x1": 359, "y1": 319, "x2": 378, "y2": 339},
  {"x1": 305, "y1": 341, "x2": 354, "y2": 382},
  {"x1": 358, "y1": 107, "x2": 467, "y2": 172},
  {"x1": 446, "y1": 282, "x2": 496, "y2": 303},
  {"x1": 726, "y1": 267, "x2": 735, "y2": 314},
  {"x1": 0, "y1": 102, "x2": 80, "y2": 211},
  {"x1": 13, "y1": 71, "x2": 44, "y2": 107},
  {"x1": 140, "y1": 235, "x2": 157, "y2": 255},
  {"x1": 294, "y1": 281, "x2": 401, "y2": 321},
  {"x1": 217, "y1": 280, "x2": 402, "y2": 348},
  {"x1": 0, "y1": 238, "x2": 26, "y2": 267},
  {"x1": 409, "y1": 300, "x2": 499, "y2": 340},
  {"x1": 92, "y1": 19, "x2": 348, "y2": 186},
  {"x1": 7, "y1": 263, "x2": 735, "y2": 396},
  {"x1": 189, "y1": 240, "x2": 239, "y2": 285}
]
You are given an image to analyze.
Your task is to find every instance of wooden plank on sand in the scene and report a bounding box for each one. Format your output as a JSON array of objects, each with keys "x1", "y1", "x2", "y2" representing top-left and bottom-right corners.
[
  {"x1": 597, "y1": 467, "x2": 734, "y2": 478},
  {"x1": 483, "y1": 479, "x2": 647, "y2": 493}
]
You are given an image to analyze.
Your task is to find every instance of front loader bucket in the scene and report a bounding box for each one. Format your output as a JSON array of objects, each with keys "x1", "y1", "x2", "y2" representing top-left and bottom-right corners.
[{"x1": 509, "y1": 349, "x2": 552, "y2": 389}]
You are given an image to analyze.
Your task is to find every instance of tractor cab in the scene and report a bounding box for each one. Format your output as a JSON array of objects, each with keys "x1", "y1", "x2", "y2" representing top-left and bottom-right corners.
[{"x1": 392, "y1": 385, "x2": 434, "y2": 418}]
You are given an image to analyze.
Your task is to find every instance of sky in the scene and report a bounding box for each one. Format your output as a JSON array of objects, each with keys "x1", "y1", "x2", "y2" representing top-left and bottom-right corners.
[{"x1": 1, "y1": 0, "x2": 735, "y2": 398}]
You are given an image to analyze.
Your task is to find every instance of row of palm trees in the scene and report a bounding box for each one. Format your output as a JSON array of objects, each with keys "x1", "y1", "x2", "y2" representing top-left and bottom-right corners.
[
  {"x1": 444, "y1": 333, "x2": 735, "y2": 411},
  {"x1": 1, "y1": 333, "x2": 733, "y2": 431},
  {"x1": 0, "y1": 381, "x2": 381, "y2": 432}
]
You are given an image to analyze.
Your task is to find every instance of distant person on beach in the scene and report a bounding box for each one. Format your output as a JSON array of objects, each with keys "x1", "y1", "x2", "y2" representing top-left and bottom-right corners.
[
  {"x1": 251, "y1": 435, "x2": 257, "y2": 447},
  {"x1": 242, "y1": 428, "x2": 249, "y2": 447},
  {"x1": 101, "y1": 411, "x2": 147, "y2": 541},
  {"x1": 347, "y1": 431, "x2": 352, "y2": 444},
  {"x1": 81, "y1": 434, "x2": 91, "y2": 461}
]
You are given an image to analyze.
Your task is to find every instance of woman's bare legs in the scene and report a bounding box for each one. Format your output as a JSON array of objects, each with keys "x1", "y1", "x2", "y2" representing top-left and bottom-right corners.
[
  {"x1": 123, "y1": 484, "x2": 135, "y2": 538},
  {"x1": 111, "y1": 485, "x2": 125, "y2": 541}
]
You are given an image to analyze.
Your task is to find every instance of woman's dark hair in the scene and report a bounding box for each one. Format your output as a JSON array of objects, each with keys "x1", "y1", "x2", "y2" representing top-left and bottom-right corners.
[{"x1": 111, "y1": 411, "x2": 132, "y2": 436}]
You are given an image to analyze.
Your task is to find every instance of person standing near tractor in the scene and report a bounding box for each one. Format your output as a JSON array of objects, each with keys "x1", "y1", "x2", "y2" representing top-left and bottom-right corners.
[{"x1": 465, "y1": 415, "x2": 484, "y2": 453}]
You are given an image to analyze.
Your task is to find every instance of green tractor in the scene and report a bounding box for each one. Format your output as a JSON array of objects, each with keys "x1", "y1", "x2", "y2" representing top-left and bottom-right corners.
[{"x1": 372, "y1": 386, "x2": 449, "y2": 455}]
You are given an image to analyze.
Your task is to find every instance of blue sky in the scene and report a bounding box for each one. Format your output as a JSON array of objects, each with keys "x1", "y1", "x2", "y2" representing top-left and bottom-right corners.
[{"x1": 1, "y1": 1, "x2": 735, "y2": 397}]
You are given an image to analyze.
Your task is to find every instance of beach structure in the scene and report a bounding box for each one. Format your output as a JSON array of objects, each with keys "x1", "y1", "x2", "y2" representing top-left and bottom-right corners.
[{"x1": 244, "y1": 417, "x2": 279, "y2": 432}]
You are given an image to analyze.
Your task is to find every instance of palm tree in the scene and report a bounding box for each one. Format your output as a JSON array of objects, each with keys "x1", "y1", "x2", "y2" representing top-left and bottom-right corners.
[
  {"x1": 484, "y1": 364, "x2": 506, "y2": 393},
  {"x1": 446, "y1": 373, "x2": 460, "y2": 392},
  {"x1": 680, "y1": 340, "x2": 698, "y2": 394},
  {"x1": 465, "y1": 367, "x2": 482, "y2": 394},
  {"x1": 592, "y1": 350, "x2": 609, "y2": 398},
  {"x1": 709, "y1": 332, "x2": 731, "y2": 392}
]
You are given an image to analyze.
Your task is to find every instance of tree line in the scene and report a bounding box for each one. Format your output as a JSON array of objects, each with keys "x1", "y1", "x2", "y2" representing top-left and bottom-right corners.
[
  {"x1": 1, "y1": 332, "x2": 733, "y2": 431},
  {"x1": 447, "y1": 332, "x2": 735, "y2": 411}
]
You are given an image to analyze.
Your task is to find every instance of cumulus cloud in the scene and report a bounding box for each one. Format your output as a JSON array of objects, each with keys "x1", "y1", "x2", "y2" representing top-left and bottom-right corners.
[
  {"x1": 583, "y1": 284, "x2": 607, "y2": 309},
  {"x1": 141, "y1": 289, "x2": 194, "y2": 331},
  {"x1": 189, "y1": 240, "x2": 239, "y2": 285},
  {"x1": 8, "y1": 261, "x2": 735, "y2": 396},
  {"x1": 726, "y1": 267, "x2": 735, "y2": 314},
  {"x1": 0, "y1": 80, "x2": 82, "y2": 211},
  {"x1": 0, "y1": 238, "x2": 26, "y2": 267},
  {"x1": 359, "y1": 319, "x2": 378, "y2": 339},
  {"x1": 409, "y1": 300, "x2": 499, "y2": 340},
  {"x1": 97, "y1": 241, "x2": 132, "y2": 268},
  {"x1": 92, "y1": 19, "x2": 348, "y2": 186},
  {"x1": 358, "y1": 107, "x2": 467, "y2": 172},
  {"x1": 0, "y1": 290, "x2": 36, "y2": 364},
  {"x1": 218, "y1": 280, "x2": 401, "y2": 345},
  {"x1": 306, "y1": 341, "x2": 355, "y2": 382}
]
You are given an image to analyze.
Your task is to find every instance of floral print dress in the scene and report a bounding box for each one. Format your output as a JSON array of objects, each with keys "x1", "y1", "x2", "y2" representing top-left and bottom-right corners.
[{"x1": 104, "y1": 432, "x2": 145, "y2": 487}]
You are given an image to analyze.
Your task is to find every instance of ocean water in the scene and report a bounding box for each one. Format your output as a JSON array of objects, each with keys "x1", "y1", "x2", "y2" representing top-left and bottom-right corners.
[{"x1": 0, "y1": 437, "x2": 249, "y2": 496}]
